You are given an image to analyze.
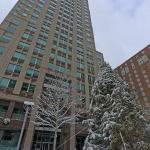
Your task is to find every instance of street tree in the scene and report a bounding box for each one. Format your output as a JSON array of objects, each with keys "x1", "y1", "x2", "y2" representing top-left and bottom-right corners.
[
  {"x1": 83, "y1": 63, "x2": 150, "y2": 150},
  {"x1": 34, "y1": 86, "x2": 78, "y2": 150}
]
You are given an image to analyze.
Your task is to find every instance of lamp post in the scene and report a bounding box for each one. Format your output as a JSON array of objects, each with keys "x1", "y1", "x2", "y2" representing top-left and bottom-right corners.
[{"x1": 17, "y1": 101, "x2": 34, "y2": 150}]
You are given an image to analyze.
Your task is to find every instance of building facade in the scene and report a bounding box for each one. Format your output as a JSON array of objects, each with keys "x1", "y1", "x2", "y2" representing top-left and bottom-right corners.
[
  {"x1": 0, "y1": 0, "x2": 98, "y2": 149},
  {"x1": 114, "y1": 45, "x2": 150, "y2": 116},
  {"x1": 96, "y1": 51, "x2": 104, "y2": 70}
]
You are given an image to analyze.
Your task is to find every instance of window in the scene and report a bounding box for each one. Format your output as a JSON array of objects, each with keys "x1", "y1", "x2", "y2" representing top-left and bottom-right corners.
[
  {"x1": 56, "y1": 56, "x2": 66, "y2": 63},
  {"x1": 12, "y1": 107, "x2": 24, "y2": 120},
  {"x1": 76, "y1": 62, "x2": 84, "y2": 69},
  {"x1": 6, "y1": 27, "x2": 16, "y2": 33},
  {"x1": 5, "y1": 63, "x2": 21, "y2": 74},
  {"x1": 0, "y1": 35, "x2": 11, "y2": 43},
  {"x1": 56, "y1": 66, "x2": 65, "y2": 73},
  {"x1": 26, "y1": 69, "x2": 39, "y2": 78},
  {"x1": 41, "y1": 24, "x2": 50, "y2": 31},
  {"x1": 87, "y1": 59, "x2": 94, "y2": 65},
  {"x1": 0, "y1": 77, "x2": 16, "y2": 89},
  {"x1": 89, "y1": 86, "x2": 92, "y2": 95},
  {"x1": 0, "y1": 46, "x2": 5, "y2": 55},
  {"x1": 39, "y1": 31, "x2": 49, "y2": 38},
  {"x1": 76, "y1": 72, "x2": 85, "y2": 81},
  {"x1": 10, "y1": 18, "x2": 20, "y2": 26},
  {"x1": 0, "y1": 105, "x2": 7, "y2": 113},
  {"x1": 88, "y1": 75, "x2": 95, "y2": 84},
  {"x1": 12, "y1": 51, "x2": 26, "y2": 62},
  {"x1": 66, "y1": 58, "x2": 72, "y2": 64},
  {"x1": 0, "y1": 130, "x2": 19, "y2": 148},
  {"x1": 137, "y1": 55, "x2": 149, "y2": 65},
  {"x1": 30, "y1": 57, "x2": 42, "y2": 67},
  {"x1": 22, "y1": 12, "x2": 28, "y2": 17},
  {"x1": 21, "y1": 83, "x2": 35, "y2": 93},
  {"x1": 76, "y1": 83, "x2": 85, "y2": 94},
  {"x1": 33, "y1": 47, "x2": 44, "y2": 56},
  {"x1": 88, "y1": 66, "x2": 95, "y2": 74},
  {"x1": 29, "y1": 17, "x2": 37, "y2": 24},
  {"x1": 125, "y1": 66, "x2": 129, "y2": 74},
  {"x1": 76, "y1": 54, "x2": 84, "y2": 60},
  {"x1": 2, "y1": 131, "x2": 13, "y2": 141},
  {"x1": 48, "y1": 63, "x2": 55, "y2": 70},
  {"x1": 17, "y1": 41, "x2": 30, "y2": 51},
  {"x1": 131, "y1": 63, "x2": 135, "y2": 69},
  {"x1": 36, "y1": 38, "x2": 47, "y2": 46},
  {"x1": 26, "y1": 26, "x2": 37, "y2": 33},
  {"x1": 22, "y1": 33, "x2": 33, "y2": 41}
]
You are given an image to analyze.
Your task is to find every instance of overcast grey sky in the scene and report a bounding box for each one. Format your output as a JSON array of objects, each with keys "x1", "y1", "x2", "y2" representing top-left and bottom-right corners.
[{"x1": 0, "y1": 0, "x2": 150, "y2": 68}]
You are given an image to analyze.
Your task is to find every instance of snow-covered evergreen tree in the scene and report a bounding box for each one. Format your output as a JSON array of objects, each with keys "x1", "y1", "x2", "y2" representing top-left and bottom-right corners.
[{"x1": 83, "y1": 63, "x2": 150, "y2": 150}]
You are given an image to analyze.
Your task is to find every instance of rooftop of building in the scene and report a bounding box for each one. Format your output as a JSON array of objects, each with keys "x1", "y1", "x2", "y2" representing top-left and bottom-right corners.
[{"x1": 114, "y1": 44, "x2": 150, "y2": 70}]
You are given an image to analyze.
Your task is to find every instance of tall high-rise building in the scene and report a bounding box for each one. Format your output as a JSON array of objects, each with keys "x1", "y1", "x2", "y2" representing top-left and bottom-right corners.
[
  {"x1": 0, "y1": 0, "x2": 97, "y2": 149},
  {"x1": 96, "y1": 51, "x2": 104, "y2": 69},
  {"x1": 114, "y1": 45, "x2": 150, "y2": 117}
]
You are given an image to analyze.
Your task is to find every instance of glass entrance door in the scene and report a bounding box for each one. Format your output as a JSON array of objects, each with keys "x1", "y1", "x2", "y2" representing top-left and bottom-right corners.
[
  {"x1": 42, "y1": 143, "x2": 49, "y2": 150},
  {"x1": 32, "y1": 130, "x2": 61, "y2": 150},
  {"x1": 35, "y1": 142, "x2": 50, "y2": 150}
]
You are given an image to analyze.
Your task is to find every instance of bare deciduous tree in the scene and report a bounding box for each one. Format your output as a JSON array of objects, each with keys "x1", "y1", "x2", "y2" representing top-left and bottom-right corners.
[{"x1": 33, "y1": 86, "x2": 80, "y2": 150}]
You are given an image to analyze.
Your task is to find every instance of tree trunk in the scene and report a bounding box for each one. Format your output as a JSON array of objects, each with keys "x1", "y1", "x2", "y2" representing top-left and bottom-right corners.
[{"x1": 53, "y1": 129, "x2": 57, "y2": 150}]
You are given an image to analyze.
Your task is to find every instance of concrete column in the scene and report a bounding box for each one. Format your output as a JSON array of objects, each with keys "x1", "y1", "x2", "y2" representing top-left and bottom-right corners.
[
  {"x1": 70, "y1": 123, "x2": 76, "y2": 150},
  {"x1": 22, "y1": 110, "x2": 35, "y2": 150},
  {"x1": 5, "y1": 101, "x2": 15, "y2": 118}
]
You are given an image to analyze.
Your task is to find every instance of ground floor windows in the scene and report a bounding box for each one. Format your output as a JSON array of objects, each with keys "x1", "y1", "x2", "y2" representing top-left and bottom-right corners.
[
  {"x1": 0, "y1": 129, "x2": 20, "y2": 150},
  {"x1": 76, "y1": 136, "x2": 86, "y2": 150},
  {"x1": 32, "y1": 130, "x2": 61, "y2": 150}
]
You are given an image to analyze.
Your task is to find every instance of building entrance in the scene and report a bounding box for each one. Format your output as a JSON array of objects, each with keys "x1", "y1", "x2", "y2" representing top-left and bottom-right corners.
[{"x1": 32, "y1": 130, "x2": 61, "y2": 150}]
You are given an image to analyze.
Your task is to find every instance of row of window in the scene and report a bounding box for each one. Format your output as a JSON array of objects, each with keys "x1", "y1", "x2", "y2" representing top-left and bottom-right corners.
[
  {"x1": 5, "y1": 63, "x2": 39, "y2": 79},
  {"x1": 0, "y1": 76, "x2": 93, "y2": 96},
  {"x1": 0, "y1": 77, "x2": 35, "y2": 96}
]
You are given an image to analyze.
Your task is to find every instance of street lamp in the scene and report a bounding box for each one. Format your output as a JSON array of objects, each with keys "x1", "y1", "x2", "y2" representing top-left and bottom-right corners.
[{"x1": 17, "y1": 101, "x2": 34, "y2": 150}]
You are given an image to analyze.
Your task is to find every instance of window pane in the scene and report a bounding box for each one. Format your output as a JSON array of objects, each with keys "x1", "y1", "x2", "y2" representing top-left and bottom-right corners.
[
  {"x1": 6, "y1": 64, "x2": 15, "y2": 72},
  {"x1": 0, "y1": 46, "x2": 5, "y2": 54},
  {"x1": 33, "y1": 48, "x2": 44, "y2": 54},
  {"x1": 22, "y1": 33, "x2": 33, "y2": 40},
  {"x1": 30, "y1": 57, "x2": 36, "y2": 64},
  {"x1": 0, "y1": 35, "x2": 11, "y2": 43},
  {"x1": 18, "y1": 41, "x2": 30, "y2": 49},
  {"x1": 13, "y1": 52, "x2": 20, "y2": 58},
  {"x1": 36, "y1": 59, "x2": 42, "y2": 65},
  {"x1": 21, "y1": 83, "x2": 29, "y2": 91},
  {"x1": 26, "y1": 69, "x2": 33, "y2": 77},
  {"x1": 29, "y1": 84, "x2": 35, "y2": 93},
  {"x1": 33, "y1": 70, "x2": 39, "y2": 78},
  {"x1": 6, "y1": 27, "x2": 16, "y2": 33},
  {"x1": 13, "y1": 52, "x2": 26, "y2": 60},
  {"x1": 15, "y1": 65, "x2": 21, "y2": 73},
  {"x1": 0, "y1": 78, "x2": 9, "y2": 88},
  {"x1": 37, "y1": 39, "x2": 47, "y2": 46},
  {"x1": 10, "y1": 18, "x2": 20, "y2": 26},
  {"x1": 48, "y1": 63, "x2": 54, "y2": 69},
  {"x1": 8, "y1": 80, "x2": 16, "y2": 88}
]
